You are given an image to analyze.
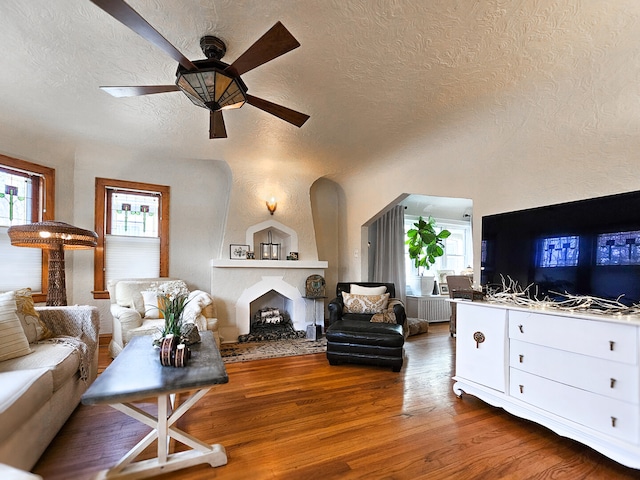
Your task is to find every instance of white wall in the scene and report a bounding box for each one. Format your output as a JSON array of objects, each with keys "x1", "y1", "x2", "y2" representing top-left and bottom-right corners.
[
  {"x1": 213, "y1": 162, "x2": 324, "y2": 332},
  {"x1": 336, "y1": 73, "x2": 640, "y2": 284},
  {"x1": 68, "y1": 143, "x2": 231, "y2": 333}
]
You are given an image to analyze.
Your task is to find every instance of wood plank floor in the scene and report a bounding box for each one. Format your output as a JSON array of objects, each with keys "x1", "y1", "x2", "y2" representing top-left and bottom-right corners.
[{"x1": 33, "y1": 323, "x2": 639, "y2": 479}]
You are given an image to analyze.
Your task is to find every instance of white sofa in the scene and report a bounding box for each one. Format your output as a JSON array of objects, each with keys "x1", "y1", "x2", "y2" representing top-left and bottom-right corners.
[
  {"x1": 0, "y1": 303, "x2": 99, "y2": 472},
  {"x1": 108, "y1": 278, "x2": 220, "y2": 357}
]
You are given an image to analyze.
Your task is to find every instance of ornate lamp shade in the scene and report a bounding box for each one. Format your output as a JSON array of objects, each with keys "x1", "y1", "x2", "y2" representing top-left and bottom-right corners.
[
  {"x1": 7, "y1": 221, "x2": 98, "y2": 306},
  {"x1": 176, "y1": 68, "x2": 247, "y2": 111}
]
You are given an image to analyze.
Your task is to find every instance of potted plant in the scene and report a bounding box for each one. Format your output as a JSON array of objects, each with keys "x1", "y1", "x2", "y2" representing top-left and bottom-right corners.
[{"x1": 406, "y1": 216, "x2": 451, "y2": 295}]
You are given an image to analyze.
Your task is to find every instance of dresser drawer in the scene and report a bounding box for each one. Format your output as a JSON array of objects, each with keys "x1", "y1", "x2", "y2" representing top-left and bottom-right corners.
[
  {"x1": 456, "y1": 303, "x2": 508, "y2": 392},
  {"x1": 510, "y1": 369, "x2": 640, "y2": 443},
  {"x1": 509, "y1": 310, "x2": 638, "y2": 364},
  {"x1": 510, "y1": 339, "x2": 639, "y2": 402}
]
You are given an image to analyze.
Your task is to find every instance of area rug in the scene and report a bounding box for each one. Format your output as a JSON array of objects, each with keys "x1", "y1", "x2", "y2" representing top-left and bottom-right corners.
[{"x1": 219, "y1": 337, "x2": 327, "y2": 363}]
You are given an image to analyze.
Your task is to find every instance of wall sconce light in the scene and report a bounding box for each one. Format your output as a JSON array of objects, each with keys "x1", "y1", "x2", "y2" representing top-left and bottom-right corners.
[{"x1": 266, "y1": 197, "x2": 277, "y2": 215}]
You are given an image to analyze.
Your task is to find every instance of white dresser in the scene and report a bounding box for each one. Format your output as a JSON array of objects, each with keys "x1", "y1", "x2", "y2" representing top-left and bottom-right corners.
[{"x1": 452, "y1": 301, "x2": 640, "y2": 469}]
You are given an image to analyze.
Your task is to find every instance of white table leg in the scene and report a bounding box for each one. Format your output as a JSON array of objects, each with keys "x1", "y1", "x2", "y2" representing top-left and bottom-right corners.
[{"x1": 93, "y1": 388, "x2": 227, "y2": 479}]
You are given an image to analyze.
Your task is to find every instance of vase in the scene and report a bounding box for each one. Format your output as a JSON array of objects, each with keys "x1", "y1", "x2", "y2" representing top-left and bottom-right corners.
[
  {"x1": 158, "y1": 334, "x2": 191, "y2": 367},
  {"x1": 410, "y1": 275, "x2": 436, "y2": 296}
]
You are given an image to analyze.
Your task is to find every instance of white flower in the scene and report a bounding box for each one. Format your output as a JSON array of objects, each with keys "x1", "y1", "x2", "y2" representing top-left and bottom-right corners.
[{"x1": 149, "y1": 280, "x2": 189, "y2": 300}]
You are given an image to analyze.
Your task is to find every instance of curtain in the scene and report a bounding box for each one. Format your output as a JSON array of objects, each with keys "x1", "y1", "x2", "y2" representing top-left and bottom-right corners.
[{"x1": 371, "y1": 205, "x2": 406, "y2": 303}]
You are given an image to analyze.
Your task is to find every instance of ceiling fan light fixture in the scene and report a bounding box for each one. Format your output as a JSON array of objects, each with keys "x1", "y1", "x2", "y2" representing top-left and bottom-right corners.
[{"x1": 176, "y1": 69, "x2": 246, "y2": 111}]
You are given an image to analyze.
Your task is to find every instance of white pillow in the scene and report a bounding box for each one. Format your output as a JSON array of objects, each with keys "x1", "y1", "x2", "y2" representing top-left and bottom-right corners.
[
  {"x1": 141, "y1": 291, "x2": 162, "y2": 319},
  {"x1": 350, "y1": 284, "x2": 387, "y2": 295},
  {"x1": 0, "y1": 291, "x2": 32, "y2": 361}
]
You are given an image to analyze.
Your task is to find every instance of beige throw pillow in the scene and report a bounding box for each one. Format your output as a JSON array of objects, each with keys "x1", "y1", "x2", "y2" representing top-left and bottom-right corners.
[
  {"x1": 14, "y1": 287, "x2": 52, "y2": 343},
  {"x1": 0, "y1": 291, "x2": 32, "y2": 361},
  {"x1": 342, "y1": 292, "x2": 390, "y2": 314}
]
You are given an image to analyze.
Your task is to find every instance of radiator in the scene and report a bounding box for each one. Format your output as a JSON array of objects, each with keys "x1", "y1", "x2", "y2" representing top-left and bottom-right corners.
[{"x1": 418, "y1": 297, "x2": 451, "y2": 323}]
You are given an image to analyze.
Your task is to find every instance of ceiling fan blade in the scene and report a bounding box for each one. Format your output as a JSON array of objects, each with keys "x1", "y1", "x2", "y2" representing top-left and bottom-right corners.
[
  {"x1": 210, "y1": 111, "x2": 227, "y2": 139},
  {"x1": 90, "y1": 0, "x2": 197, "y2": 71},
  {"x1": 246, "y1": 94, "x2": 309, "y2": 127},
  {"x1": 226, "y1": 22, "x2": 300, "y2": 77},
  {"x1": 100, "y1": 85, "x2": 180, "y2": 97}
]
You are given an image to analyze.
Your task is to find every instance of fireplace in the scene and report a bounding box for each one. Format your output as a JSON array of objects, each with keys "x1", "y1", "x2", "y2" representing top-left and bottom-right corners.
[
  {"x1": 235, "y1": 275, "x2": 306, "y2": 337},
  {"x1": 211, "y1": 219, "x2": 328, "y2": 343},
  {"x1": 240, "y1": 289, "x2": 305, "y2": 342}
]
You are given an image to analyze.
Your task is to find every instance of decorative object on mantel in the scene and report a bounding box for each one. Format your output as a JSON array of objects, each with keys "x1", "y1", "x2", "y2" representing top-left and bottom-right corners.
[
  {"x1": 246, "y1": 251, "x2": 255, "y2": 259},
  {"x1": 287, "y1": 251, "x2": 299, "y2": 260},
  {"x1": 305, "y1": 275, "x2": 326, "y2": 298},
  {"x1": 266, "y1": 197, "x2": 277, "y2": 215},
  {"x1": 260, "y1": 231, "x2": 280, "y2": 260},
  {"x1": 486, "y1": 275, "x2": 640, "y2": 315},
  {"x1": 7, "y1": 221, "x2": 98, "y2": 306},
  {"x1": 230, "y1": 244, "x2": 249, "y2": 260}
]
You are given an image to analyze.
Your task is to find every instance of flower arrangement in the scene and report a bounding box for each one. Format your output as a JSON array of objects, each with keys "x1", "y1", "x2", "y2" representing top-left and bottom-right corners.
[
  {"x1": 158, "y1": 294, "x2": 190, "y2": 338},
  {"x1": 147, "y1": 281, "x2": 190, "y2": 340}
]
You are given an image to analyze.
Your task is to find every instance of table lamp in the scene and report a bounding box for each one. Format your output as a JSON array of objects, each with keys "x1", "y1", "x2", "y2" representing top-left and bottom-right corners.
[{"x1": 7, "y1": 221, "x2": 98, "y2": 306}]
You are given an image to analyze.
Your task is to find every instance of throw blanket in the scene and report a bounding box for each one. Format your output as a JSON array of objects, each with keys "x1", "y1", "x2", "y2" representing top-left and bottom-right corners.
[
  {"x1": 371, "y1": 298, "x2": 408, "y2": 337},
  {"x1": 39, "y1": 337, "x2": 92, "y2": 383},
  {"x1": 182, "y1": 290, "x2": 213, "y2": 331},
  {"x1": 38, "y1": 307, "x2": 99, "y2": 384}
]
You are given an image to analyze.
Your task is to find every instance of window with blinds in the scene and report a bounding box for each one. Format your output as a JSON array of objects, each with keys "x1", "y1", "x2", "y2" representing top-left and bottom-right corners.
[
  {"x1": 94, "y1": 178, "x2": 170, "y2": 298},
  {"x1": 0, "y1": 158, "x2": 53, "y2": 296},
  {"x1": 105, "y1": 190, "x2": 161, "y2": 285}
]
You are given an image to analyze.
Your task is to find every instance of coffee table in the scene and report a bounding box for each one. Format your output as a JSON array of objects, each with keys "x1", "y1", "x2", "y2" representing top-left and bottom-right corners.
[{"x1": 81, "y1": 330, "x2": 228, "y2": 479}]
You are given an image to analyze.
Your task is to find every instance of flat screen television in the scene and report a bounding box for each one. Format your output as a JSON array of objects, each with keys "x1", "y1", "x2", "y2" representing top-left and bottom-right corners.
[{"x1": 481, "y1": 190, "x2": 640, "y2": 306}]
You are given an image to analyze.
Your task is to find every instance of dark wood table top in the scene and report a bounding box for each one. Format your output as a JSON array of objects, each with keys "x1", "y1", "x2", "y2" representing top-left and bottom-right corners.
[{"x1": 82, "y1": 330, "x2": 228, "y2": 405}]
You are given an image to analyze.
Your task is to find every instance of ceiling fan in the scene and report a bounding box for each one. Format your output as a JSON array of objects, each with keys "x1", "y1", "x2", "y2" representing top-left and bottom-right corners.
[{"x1": 89, "y1": 0, "x2": 310, "y2": 139}]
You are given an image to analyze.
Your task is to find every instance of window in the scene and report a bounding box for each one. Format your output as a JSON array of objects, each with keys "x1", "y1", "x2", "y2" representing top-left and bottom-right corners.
[
  {"x1": 0, "y1": 154, "x2": 54, "y2": 301},
  {"x1": 404, "y1": 217, "x2": 473, "y2": 279},
  {"x1": 537, "y1": 235, "x2": 580, "y2": 267},
  {"x1": 596, "y1": 231, "x2": 640, "y2": 266},
  {"x1": 93, "y1": 178, "x2": 169, "y2": 299}
]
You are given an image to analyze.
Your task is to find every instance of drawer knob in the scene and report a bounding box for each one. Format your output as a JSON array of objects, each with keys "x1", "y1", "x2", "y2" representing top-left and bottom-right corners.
[
  {"x1": 519, "y1": 384, "x2": 524, "y2": 394},
  {"x1": 611, "y1": 416, "x2": 617, "y2": 427},
  {"x1": 610, "y1": 378, "x2": 616, "y2": 388},
  {"x1": 609, "y1": 341, "x2": 615, "y2": 351},
  {"x1": 518, "y1": 324, "x2": 524, "y2": 333},
  {"x1": 473, "y1": 331, "x2": 485, "y2": 348},
  {"x1": 519, "y1": 354, "x2": 524, "y2": 363}
]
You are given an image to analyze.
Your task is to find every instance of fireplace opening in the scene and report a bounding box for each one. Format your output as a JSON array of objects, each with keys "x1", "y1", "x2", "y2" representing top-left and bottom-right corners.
[{"x1": 239, "y1": 289, "x2": 306, "y2": 342}]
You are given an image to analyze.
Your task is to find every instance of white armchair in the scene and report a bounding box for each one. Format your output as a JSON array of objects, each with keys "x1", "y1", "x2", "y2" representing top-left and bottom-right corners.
[{"x1": 107, "y1": 278, "x2": 220, "y2": 357}]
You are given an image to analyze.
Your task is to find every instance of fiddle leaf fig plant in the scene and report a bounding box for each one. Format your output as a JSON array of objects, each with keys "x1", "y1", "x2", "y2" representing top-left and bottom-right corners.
[{"x1": 406, "y1": 216, "x2": 451, "y2": 273}]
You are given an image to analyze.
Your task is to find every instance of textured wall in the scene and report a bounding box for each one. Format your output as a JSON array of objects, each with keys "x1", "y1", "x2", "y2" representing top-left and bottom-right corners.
[
  {"x1": 2, "y1": 0, "x2": 640, "y2": 332},
  {"x1": 71, "y1": 143, "x2": 231, "y2": 333}
]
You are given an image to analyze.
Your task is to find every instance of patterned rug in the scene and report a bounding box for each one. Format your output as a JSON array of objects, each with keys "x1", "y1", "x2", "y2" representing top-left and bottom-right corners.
[{"x1": 219, "y1": 337, "x2": 327, "y2": 363}]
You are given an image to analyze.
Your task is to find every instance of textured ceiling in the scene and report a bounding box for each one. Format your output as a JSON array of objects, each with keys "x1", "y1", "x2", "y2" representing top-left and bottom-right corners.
[{"x1": 1, "y1": 0, "x2": 639, "y2": 179}]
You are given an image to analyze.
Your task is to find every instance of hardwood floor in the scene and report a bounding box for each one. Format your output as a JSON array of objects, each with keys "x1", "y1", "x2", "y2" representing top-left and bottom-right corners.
[{"x1": 33, "y1": 323, "x2": 638, "y2": 479}]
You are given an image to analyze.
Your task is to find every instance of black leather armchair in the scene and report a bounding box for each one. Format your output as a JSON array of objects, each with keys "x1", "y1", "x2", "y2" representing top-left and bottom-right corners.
[{"x1": 326, "y1": 282, "x2": 406, "y2": 372}]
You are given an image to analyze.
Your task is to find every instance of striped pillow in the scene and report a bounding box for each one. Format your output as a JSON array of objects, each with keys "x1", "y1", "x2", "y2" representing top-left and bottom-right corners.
[{"x1": 0, "y1": 291, "x2": 32, "y2": 361}]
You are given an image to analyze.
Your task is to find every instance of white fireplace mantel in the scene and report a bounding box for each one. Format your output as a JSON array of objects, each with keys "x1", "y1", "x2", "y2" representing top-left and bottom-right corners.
[{"x1": 211, "y1": 259, "x2": 328, "y2": 269}]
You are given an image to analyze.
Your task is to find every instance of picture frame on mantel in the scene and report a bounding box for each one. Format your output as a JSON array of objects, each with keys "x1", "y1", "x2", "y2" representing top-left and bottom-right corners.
[{"x1": 230, "y1": 244, "x2": 249, "y2": 260}]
